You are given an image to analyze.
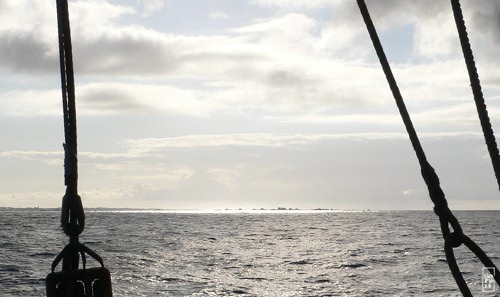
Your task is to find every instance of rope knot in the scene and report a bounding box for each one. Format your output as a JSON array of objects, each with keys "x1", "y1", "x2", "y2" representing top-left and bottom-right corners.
[
  {"x1": 61, "y1": 191, "x2": 85, "y2": 237},
  {"x1": 432, "y1": 204, "x2": 449, "y2": 219},
  {"x1": 445, "y1": 232, "x2": 463, "y2": 249}
]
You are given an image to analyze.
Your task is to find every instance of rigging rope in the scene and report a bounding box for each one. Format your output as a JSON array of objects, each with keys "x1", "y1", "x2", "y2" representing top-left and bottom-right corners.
[
  {"x1": 58, "y1": 0, "x2": 78, "y2": 192},
  {"x1": 450, "y1": 0, "x2": 500, "y2": 193},
  {"x1": 56, "y1": 0, "x2": 85, "y2": 270},
  {"x1": 356, "y1": 0, "x2": 500, "y2": 295},
  {"x1": 46, "y1": 0, "x2": 113, "y2": 296}
]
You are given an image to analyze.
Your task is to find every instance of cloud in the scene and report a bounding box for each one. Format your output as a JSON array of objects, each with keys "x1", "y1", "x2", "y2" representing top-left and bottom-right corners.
[
  {"x1": 1, "y1": 131, "x2": 482, "y2": 163},
  {"x1": 282, "y1": 113, "x2": 401, "y2": 125},
  {"x1": 0, "y1": 31, "x2": 56, "y2": 73},
  {"x1": 0, "y1": 0, "x2": 58, "y2": 74},
  {"x1": 412, "y1": 10, "x2": 458, "y2": 59},
  {"x1": 1, "y1": 0, "x2": 497, "y2": 81},
  {"x1": 73, "y1": 27, "x2": 182, "y2": 75},
  {"x1": 0, "y1": 82, "x2": 223, "y2": 116},
  {"x1": 75, "y1": 82, "x2": 222, "y2": 116},
  {"x1": 78, "y1": 85, "x2": 153, "y2": 113},
  {"x1": 461, "y1": 1, "x2": 500, "y2": 87},
  {"x1": 459, "y1": 0, "x2": 500, "y2": 40},
  {"x1": 362, "y1": 1, "x2": 447, "y2": 24},
  {"x1": 0, "y1": 89, "x2": 61, "y2": 116},
  {"x1": 137, "y1": 0, "x2": 168, "y2": 16},
  {"x1": 123, "y1": 132, "x2": 483, "y2": 156},
  {"x1": 210, "y1": 10, "x2": 230, "y2": 20},
  {"x1": 412, "y1": 104, "x2": 480, "y2": 126},
  {"x1": 450, "y1": 199, "x2": 500, "y2": 210},
  {"x1": 124, "y1": 134, "x2": 323, "y2": 155},
  {"x1": 0, "y1": 0, "x2": 136, "y2": 74},
  {"x1": 206, "y1": 167, "x2": 241, "y2": 191},
  {"x1": 0, "y1": 0, "x2": 171, "y2": 75},
  {"x1": 124, "y1": 133, "x2": 335, "y2": 153},
  {"x1": 0, "y1": 150, "x2": 61, "y2": 158},
  {"x1": 0, "y1": 191, "x2": 62, "y2": 208},
  {"x1": 249, "y1": 0, "x2": 334, "y2": 10},
  {"x1": 70, "y1": 0, "x2": 134, "y2": 30},
  {"x1": 1, "y1": 130, "x2": 495, "y2": 209},
  {"x1": 362, "y1": 0, "x2": 500, "y2": 77},
  {"x1": 114, "y1": 130, "x2": 497, "y2": 208},
  {"x1": 0, "y1": 61, "x2": 388, "y2": 116},
  {"x1": 0, "y1": 4, "x2": 497, "y2": 122},
  {"x1": 4, "y1": 0, "x2": 497, "y2": 120},
  {"x1": 234, "y1": 13, "x2": 317, "y2": 35}
]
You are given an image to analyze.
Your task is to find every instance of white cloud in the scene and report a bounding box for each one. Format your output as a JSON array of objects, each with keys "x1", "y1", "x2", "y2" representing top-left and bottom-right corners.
[
  {"x1": 0, "y1": 82, "x2": 223, "y2": 116},
  {"x1": 210, "y1": 10, "x2": 230, "y2": 20},
  {"x1": 137, "y1": 0, "x2": 168, "y2": 16},
  {"x1": 0, "y1": 0, "x2": 137, "y2": 74},
  {"x1": 3, "y1": 0, "x2": 495, "y2": 120},
  {"x1": 0, "y1": 130, "x2": 495, "y2": 209},
  {"x1": 0, "y1": 151, "x2": 62, "y2": 167},
  {"x1": 206, "y1": 167, "x2": 241, "y2": 191},
  {"x1": 412, "y1": 10, "x2": 458, "y2": 59},
  {"x1": 70, "y1": 0, "x2": 134, "y2": 29},
  {"x1": 0, "y1": 89, "x2": 61, "y2": 116},
  {"x1": 412, "y1": 104, "x2": 479, "y2": 126},
  {"x1": 283, "y1": 113, "x2": 401, "y2": 125},
  {"x1": 249, "y1": 0, "x2": 334, "y2": 10},
  {"x1": 235, "y1": 13, "x2": 317, "y2": 35},
  {"x1": 124, "y1": 133, "x2": 322, "y2": 154},
  {"x1": 449, "y1": 199, "x2": 500, "y2": 210},
  {"x1": 0, "y1": 150, "x2": 61, "y2": 158},
  {"x1": 1, "y1": 131, "x2": 481, "y2": 163},
  {"x1": 0, "y1": 191, "x2": 62, "y2": 208},
  {"x1": 0, "y1": 0, "x2": 58, "y2": 73},
  {"x1": 77, "y1": 82, "x2": 218, "y2": 116},
  {"x1": 123, "y1": 132, "x2": 482, "y2": 156}
]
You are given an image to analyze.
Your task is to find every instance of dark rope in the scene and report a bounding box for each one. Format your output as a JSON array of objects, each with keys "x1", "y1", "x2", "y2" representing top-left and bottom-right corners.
[
  {"x1": 357, "y1": 1, "x2": 500, "y2": 295},
  {"x1": 450, "y1": 0, "x2": 500, "y2": 193},
  {"x1": 56, "y1": 0, "x2": 84, "y2": 272},
  {"x1": 56, "y1": 0, "x2": 78, "y2": 190},
  {"x1": 356, "y1": 0, "x2": 457, "y2": 236}
]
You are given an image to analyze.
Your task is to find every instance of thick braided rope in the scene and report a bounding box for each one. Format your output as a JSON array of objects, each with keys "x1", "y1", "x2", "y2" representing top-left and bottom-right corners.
[
  {"x1": 451, "y1": 0, "x2": 500, "y2": 192},
  {"x1": 56, "y1": 0, "x2": 85, "y2": 272},
  {"x1": 356, "y1": 0, "x2": 458, "y2": 234}
]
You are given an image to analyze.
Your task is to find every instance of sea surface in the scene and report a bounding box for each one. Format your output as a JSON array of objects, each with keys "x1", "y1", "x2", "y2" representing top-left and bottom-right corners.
[{"x1": 0, "y1": 210, "x2": 499, "y2": 296}]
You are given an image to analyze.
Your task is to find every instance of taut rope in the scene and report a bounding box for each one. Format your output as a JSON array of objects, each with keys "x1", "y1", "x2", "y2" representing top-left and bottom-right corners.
[{"x1": 450, "y1": 0, "x2": 500, "y2": 193}]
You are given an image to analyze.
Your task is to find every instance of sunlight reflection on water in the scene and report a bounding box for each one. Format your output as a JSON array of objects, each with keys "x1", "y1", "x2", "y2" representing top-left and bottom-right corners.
[{"x1": 1, "y1": 210, "x2": 498, "y2": 296}]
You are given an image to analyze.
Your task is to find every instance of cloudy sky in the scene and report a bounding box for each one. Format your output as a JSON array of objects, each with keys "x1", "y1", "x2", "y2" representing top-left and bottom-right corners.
[{"x1": 1, "y1": 0, "x2": 500, "y2": 210}]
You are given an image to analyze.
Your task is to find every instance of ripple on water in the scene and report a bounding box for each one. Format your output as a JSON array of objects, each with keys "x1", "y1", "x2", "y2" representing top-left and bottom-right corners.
[{"x1": 1, "y1": 210, "x2": 499, "y2": 296}]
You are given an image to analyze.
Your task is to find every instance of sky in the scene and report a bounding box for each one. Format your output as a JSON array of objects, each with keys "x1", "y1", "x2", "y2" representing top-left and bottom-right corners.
[{"x1": 1, "y1": 0, "x2": 500, "y2": 210}]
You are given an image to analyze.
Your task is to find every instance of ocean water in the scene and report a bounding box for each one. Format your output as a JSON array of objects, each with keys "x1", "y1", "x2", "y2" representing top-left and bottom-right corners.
[{"x1": 0, "y1": 210, "x2": 499, "y2": 296}]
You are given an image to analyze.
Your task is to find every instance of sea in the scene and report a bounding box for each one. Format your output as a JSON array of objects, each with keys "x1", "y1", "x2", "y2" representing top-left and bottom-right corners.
[{"x1": 0, "y1": 209, "x2": 499, "y2": 296}]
